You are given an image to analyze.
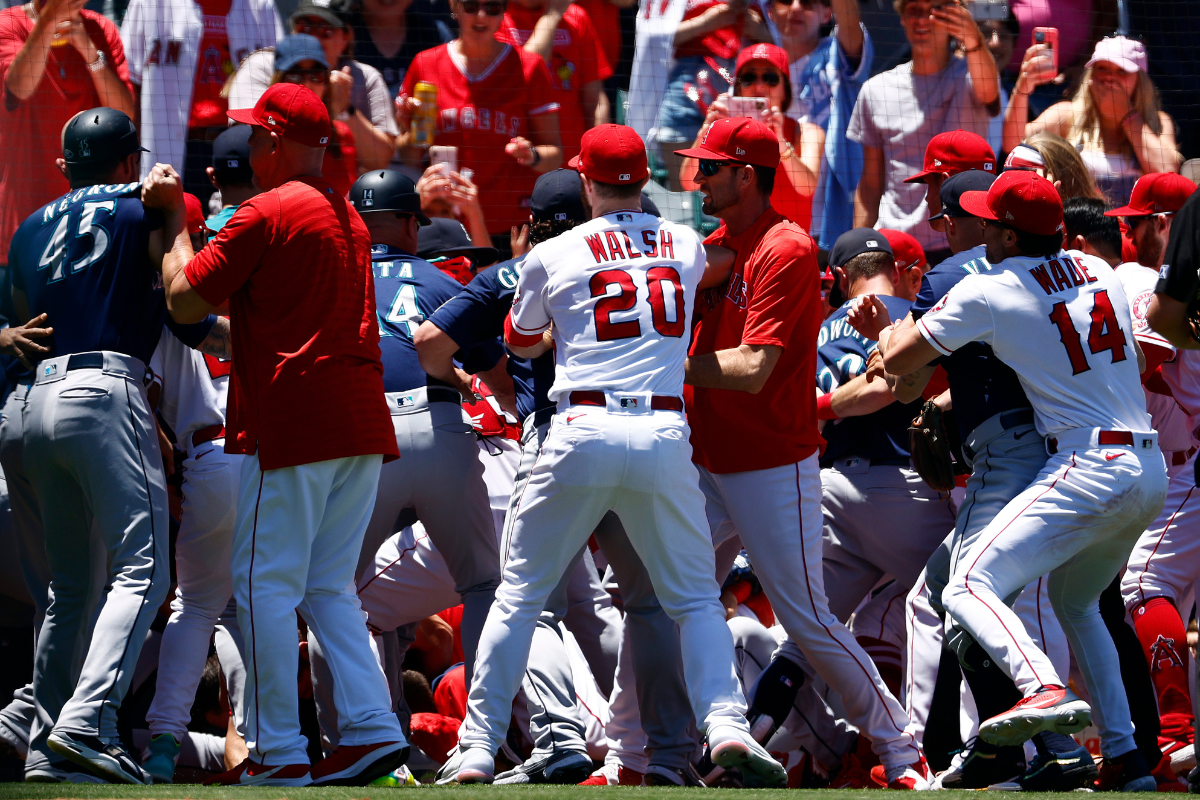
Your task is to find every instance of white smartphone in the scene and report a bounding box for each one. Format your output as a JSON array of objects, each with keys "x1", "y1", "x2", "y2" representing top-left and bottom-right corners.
[
  {"x1": 727, "y1": 96, "x2": 768, "y2": 120},
  {"x1": 430, "y1": 145, "x2": 458, "y2": 176}
]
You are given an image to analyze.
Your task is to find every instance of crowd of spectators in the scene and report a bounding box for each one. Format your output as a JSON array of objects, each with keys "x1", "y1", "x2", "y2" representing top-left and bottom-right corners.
[{"x1": 1, "y1": 0, "x2": 1193, "y2": 267}]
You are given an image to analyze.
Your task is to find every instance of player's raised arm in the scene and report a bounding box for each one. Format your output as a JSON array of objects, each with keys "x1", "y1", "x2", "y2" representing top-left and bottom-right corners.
[{"x1": 142, "y1": 163, "x2": 214, "y2": 324}]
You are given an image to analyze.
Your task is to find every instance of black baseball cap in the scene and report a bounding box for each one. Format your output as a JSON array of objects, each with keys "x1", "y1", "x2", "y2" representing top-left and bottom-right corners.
[
  {"x1": 530, "y1": 170, "x2": 586, "y2": 224},
  {"x1": 828, "y1": 227, "x2": 893, "y2": 267},
  {"x1": 289, "y1": 0, "x2": 349, "y2": 29},
  {"x1": 62, "y1": 107, "x2": 146, "y2": 165},
  {"x1": 417, "y1": 218, "x2": 499, "y2": 267},
  {"x1": 211, "y1": 124, "x2": 253, "y2": 182},
  {"x1": 351, "y1": 170, "x2": 431, "y2": 224},
  {"x1": 640, "y1": 194, "x2": 660, "y2": 217},
  {"x1": 931, "y1": 169, "x2": 997, "y2": 221},
  {"x1": 274, "y1": 33, "x2": 329, "y2": 72}
]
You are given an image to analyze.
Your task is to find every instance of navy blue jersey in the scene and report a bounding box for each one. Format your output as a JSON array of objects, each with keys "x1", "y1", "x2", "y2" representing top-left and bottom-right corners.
[
  {"x1": 818, "y1": 294, "x2": 920, "y2": 466},
  {"x1": 372, "y1": 244, "x2": 501, "y2": 394},
  {"x1": 8, "y1": 183, "x2": 206, "y2": 366},
  {"x1": 429, "y1": 257, "x2": 553, "y2": 422},
  {"x1": 911, "y1": 244, "x2": 1031, "y2": 437}
]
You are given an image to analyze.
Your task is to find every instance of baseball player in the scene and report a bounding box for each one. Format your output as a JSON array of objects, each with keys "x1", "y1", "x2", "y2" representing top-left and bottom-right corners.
[
  {"x1": 876, "y1": 169, "x2": 1167, "y2": 791},
  {"x1": 145, "y1": 83, "x2": 407, "y2": 786},
  {"x1": 442, "y1": 124, "x2": 783, "y2": 786},
  {"x1": 675, "y1": 116, "x2": 926, "y2": 789},
  {"x1": 5, "y1": 107, "x2": 227, "y2": 784},
  {"x1": 1111, "y1": 175, "x2": 1200, "y2": 772},
  {"x1": 417, "y1": 169, "x2": 711, "y2": 786}
]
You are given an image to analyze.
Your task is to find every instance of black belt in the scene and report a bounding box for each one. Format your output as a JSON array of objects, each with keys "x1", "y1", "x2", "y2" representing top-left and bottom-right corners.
[
  {"x1": 963, "y1": 408, "x2": 1035, "y2": 460},
  {"x1": 66, "y1": 352, "x2": 153, "y2": 386},
  {"x1": 532, "y1": 406, "x2": 556, "y2": 428},
  {"x1": 426, "y1": 385, "x2": 462, "y2": 405}
]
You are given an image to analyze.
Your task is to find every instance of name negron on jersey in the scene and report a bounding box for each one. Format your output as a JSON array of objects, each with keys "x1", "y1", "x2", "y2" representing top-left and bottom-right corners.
[
  {"x1": 584, "y1": 229, "x2": 675, "y2": 264},
  {"x1": 41, "y1": 182, "x2": 141, "y2": 223},
  {"x1": 1028, "y1": 253, "x2": 1098, "y2": 296}
]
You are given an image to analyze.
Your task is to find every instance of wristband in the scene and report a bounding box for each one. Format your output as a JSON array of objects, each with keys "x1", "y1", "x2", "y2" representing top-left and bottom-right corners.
[
  {"x1": 88, "y1": 50, "x2": 107, "y2": 73},
  {"x1": 816, "y1": 391, "x2": 838, "y2": 421},
  {"x1": 530, "y1": 147, "x2": 541, "y2": 167}
]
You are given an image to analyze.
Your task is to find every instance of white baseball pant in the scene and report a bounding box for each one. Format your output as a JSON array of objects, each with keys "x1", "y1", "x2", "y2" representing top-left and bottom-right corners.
[
  {"x1": 460, "y1": 401, "x2": 750, "y2": 756},
  {"x1": 232, "y1": 452, "x2": 403, "y2": 765},
  {"x1": 699, "y1": 454, "x2": 920, "y2": 772},
  {"x1": 1121, "y1": 449, "x2": 1200, "y2": 611},
  {"x1": 943, "y1": 430, "x2": 1167, "y2": 758}
]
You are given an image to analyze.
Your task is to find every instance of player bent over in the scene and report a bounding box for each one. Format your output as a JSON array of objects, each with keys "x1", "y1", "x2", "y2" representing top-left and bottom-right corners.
[
  {"x1": 144, "y1": 84, "x2": 407, "y2": 786},
  {"x1": 448, "y1": 125, "x2": 785, "y2": 786},
  {"x1": 879, "y1": 170, "x2": 1168, "y2": 791}
]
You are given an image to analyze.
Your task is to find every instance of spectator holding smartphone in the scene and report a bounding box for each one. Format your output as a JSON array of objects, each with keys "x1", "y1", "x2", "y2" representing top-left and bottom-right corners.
[
  {"x1": 1, "y1": 0, "x2": 133, "y2": 269},
  {"x1": 396, "y1": 0, "x2": 562, "y2": 260},
  {"x1": 416, "y1": 164, "x2": 493, "y2": 249},
  {"x1": 768, "y1": 0, "x2": 870, "y2": 249},
  {"x1": 1003, "y1": 34, "x2": 1181, "y2": 205},
  {"x1": 849, "y1": 0, "x2": 999, "y2": 262},
  {"x1": 680, "y1": 43, "x2": 822, "y2": 230}
]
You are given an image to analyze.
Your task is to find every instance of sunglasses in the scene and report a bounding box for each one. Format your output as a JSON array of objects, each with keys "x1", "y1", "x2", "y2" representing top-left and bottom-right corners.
[
  {"x1": 282, "y1": 68, "x2": 329, "y2": 84},
  {"x1": 737, "y1": 71, "x2": 781, "y2": 87},
  {"x1": 294, "y1": 20, "x2": 342, "y2": 38},
  {"x1": 698, "y1": 159, "x2": 745, "y2": 177},
  {"x1": 459, "y1": 0, "x2": 506, "y2": 15}
]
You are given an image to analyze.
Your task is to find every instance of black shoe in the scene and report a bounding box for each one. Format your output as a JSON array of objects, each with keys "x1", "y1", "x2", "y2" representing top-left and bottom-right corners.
[
  {"x1": 1095, "y1": 748, "x2": 1157, "y2": 792},
  {"x1": 47, "y1": 731, "x2": 149, "y2": 785},
  {"x1": 644, "y1": 763, "x2": 706, "y2": 786},
  {"x1": 939, "y1": 737, "x2": 1024, "y2": 789},
  {"x1": 494, "y1": 750, "x2": 591, "y2": 785},
  {"x1": 988, "y1": 741, "x2": 1098, "y2": 791}
]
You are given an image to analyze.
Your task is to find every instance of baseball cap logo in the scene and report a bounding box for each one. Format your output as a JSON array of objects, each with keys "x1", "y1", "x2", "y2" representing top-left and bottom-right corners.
[
  {"x1": 619, "y1": 173, "x2": 630, "y2": 181},
  {"x1": 362, "y1": 188, "x2": 373, "y2": 206},
  {"x1": 735, "y1": 147, "x2": 745, "y2": 155},
  {"x1": 267, "y1": 115, "x2": 277, "y2": 125},
  {"x1": 933, "y1": 158, "x2": 942, "y2": 167},
  {"x1": 1006, "y1": 211, "x2": 1015, "y2": 220},
  {"x1": 866, "y1": 239, "x2": 878, "y2": 248},
  {"x1": 985, "y1": 163, "x2": 994, "y2": 171},
  {"x1": 320, "y1": 136, "x2": 329, "y2": 144},
  {"x1": 227, "y1": 159, "x2": 238, "y2": 168}
]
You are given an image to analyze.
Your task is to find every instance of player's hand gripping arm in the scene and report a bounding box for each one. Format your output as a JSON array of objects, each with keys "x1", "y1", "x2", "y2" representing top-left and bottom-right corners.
[
  {"x1": 847, "y1": 300, "x2": 935, "y2": 402},
  {"x1": 414, "y1": 319, "x2": 518, "y2": 411},
  {"x1": 142, "y1": 164, "x2": 214, "y2": 324},
  {"x1": 826, "y1": 350, "x2": 901, "y2": 418},
  {"x1": 880, "y1": 306, "x2": 941, "y2": 376}
]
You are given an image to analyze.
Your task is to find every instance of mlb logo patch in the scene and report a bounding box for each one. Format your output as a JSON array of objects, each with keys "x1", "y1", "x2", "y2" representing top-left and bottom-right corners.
[
  {"x1": 362, "y1": 189, "x2": 374, "y2": 207},
  {"x1": 619, "y1": 173, "x2": 630, "y2": 181},
  {"x1": 44, "y1": 364, "x2": 57, "y2": 377},
  {"x1": 396, "y1": 395, "x2": 415, "y2": 408},
  {"x1": 226, "y1": 159, "x2": 239, "y2": 168},
  {"x1": 620, "y1": 398, "x2": 639, "y2": 408},
  {"x1": 319, "y1": 136, "x2": 329, "y2": 144},
  {"x1": 985, "y1": 163, "x2": 994, "y2": 171},
  {"x1": 617, "y1": 213, "x2": 632, "y2": 221},
  {"x1": 866, "y1": 239, "x2": 878, "y2": 248}
]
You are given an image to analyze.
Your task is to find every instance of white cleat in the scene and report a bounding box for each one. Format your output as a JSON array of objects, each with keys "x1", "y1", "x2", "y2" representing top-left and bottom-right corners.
[{"x1": 706, "y1": 725, "x2": 787, "y2": 788}]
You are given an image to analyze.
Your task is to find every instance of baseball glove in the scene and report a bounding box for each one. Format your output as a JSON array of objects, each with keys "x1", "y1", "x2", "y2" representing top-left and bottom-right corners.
[{"x1": 909, "y1": 400, "x2": 966, "y2": 492}]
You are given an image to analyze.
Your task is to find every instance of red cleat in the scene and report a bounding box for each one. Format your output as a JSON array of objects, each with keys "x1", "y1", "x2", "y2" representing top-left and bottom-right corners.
[
  {"x1": 979, "y1": 685, "x2": 1091, "y2": 746},
  {"x1": 204, "y1": 758, "x2": 311, "y2": 786},
  {"x1": 310, "y1": 741, "x2": 409, "y2": 786}
]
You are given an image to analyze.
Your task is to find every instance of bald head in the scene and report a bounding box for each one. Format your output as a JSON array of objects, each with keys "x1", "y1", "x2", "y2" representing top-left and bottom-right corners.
[{"x1": 247, "y1": 126, "x2": 325, "y2": 190}]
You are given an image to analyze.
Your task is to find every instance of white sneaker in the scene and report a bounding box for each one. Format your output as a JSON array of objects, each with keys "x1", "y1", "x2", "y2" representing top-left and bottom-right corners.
[
  {"x1": 454, "y1": 747, "x2": 495, "y2": 784},
  {"x1": 707, "y1": 725, "x2": 787, "y2": 788}
]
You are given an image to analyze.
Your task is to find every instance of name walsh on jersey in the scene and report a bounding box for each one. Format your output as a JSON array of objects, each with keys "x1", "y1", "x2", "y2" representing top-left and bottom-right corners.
[{"x1": 584, "y1": 229, "x2": 676, "y2": 263}]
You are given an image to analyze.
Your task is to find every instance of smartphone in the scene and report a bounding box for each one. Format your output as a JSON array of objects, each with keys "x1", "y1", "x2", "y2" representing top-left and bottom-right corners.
[
  {"x1": 429, "y1": 145, "x2": 458, "y2": 176},
  {"x1": 727, "y1": 96, "x2": 767, "y2": 120},
  {"x1": 1033, "y1": 27, "x2": 1058, "y2": 77},
  {"x1": 967, "y1": 0, "x2": 1008, "y2": 22}
]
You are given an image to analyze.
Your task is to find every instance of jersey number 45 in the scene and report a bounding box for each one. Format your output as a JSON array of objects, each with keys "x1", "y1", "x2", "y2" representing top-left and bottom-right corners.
[
  {"x1": 38, "y1": 201, "x2": 115, "y2": 282},
  {"x1": 592, "y1": 268, "x2": 685, "y2": 341}
]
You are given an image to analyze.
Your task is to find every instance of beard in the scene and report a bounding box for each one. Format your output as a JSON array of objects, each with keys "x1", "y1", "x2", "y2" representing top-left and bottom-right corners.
[{"x1": 580, "y1": 189, "x2": 592, "y2": 220}]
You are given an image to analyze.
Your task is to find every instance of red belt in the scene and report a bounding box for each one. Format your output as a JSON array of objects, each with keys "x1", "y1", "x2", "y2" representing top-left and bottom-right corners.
[
  {"x1": 1173, "y1": 447, "x2": 1197, "y2": 467},
  {"x1": 569, "y1": 391, "x2": 684, "y2": 412},
  {"x1": 1048, "y1": 429, "x2": 1133, "y2": 455},
  {"x1": 192, "y1": 424, "x2": 225, "y2": 447}
]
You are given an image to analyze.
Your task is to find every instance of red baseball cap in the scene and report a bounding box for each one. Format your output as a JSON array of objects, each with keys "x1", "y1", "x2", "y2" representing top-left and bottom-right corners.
[
  {"x1": 568, "y1": 124, "x2": 648, "y2": 184},
  {"x1": 735, "y1": 43, "x2": 789, "y2": 77},
  {"x1": 227, "y1": 83, "x2": 331, "y2": 148},
  {"x1": 1105, "y1": 172, "x2": 1198, "y2": 217},
  {"x1": 959, "y1": 169, "x2": 1064, "y2": 236},
  {"x1": 183, "y1": 192, "x2": 205, "y2": 236},
  {"x1": 904, "y1": 130, "x2": 996, "y2": 184},
  {"x1": 674, "y1": 117, "x2": 780, "y2": 169},
  {"x1": 881, "y1": 229, "x2": 926, "y2": 272}
]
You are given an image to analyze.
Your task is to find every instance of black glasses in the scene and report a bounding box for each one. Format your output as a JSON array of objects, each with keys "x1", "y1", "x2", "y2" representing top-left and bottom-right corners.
[
  {"x1": 459, "y1": 0, "x2": 506, "y2": 15},
  {"x1": 698, "y1": 159, "x2": 745, "y2": 177},
  {"x1": 282, "y1": 68, "x2": 329, "y2": 84},
  {"x1": 737, "y1": 71, "x2": 781, "y2": 87},
  {"x1": 294, "y1": 20, "x2": 342, "y2": 38}
]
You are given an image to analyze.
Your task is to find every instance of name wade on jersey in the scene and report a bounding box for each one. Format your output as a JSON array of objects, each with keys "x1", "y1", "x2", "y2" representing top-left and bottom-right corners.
[{"x1": 1028, "y1": 252, "x2": 1098, "y2": 295}]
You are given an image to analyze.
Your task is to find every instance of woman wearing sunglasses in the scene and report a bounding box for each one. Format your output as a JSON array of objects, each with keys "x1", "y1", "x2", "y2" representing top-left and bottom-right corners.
[
  {"x1": 397, "y1": 0, "x2": 562, "y2": 260},
  {"x1": 680, "y1": 44, "x2": 822, "y2": 231}
]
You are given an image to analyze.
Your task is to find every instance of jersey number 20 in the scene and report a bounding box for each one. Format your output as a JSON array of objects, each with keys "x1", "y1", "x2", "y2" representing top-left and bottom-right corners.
[
  {"x1": 37, "y1": 201, "x2": 115, "y2": 282},
  {"x1": 1048, "y1": 289, "x2": 1128, "y2": 375},
  {"x1": 591, "y1": 268, "x2": 685, "y2": 341}
]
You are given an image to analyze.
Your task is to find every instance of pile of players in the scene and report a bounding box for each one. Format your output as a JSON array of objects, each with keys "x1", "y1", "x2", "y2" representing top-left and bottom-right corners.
[{"x1": 2, "y1": 82, "x2": 1199, "y2": 795}]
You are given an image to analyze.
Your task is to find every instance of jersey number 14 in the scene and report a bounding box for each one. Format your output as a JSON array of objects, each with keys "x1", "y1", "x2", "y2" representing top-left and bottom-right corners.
[
  {"x1": 37, "y1": 201, "x2": 115, "y2": 282},
  {"x1": 1048, "y1": 289, "x2": 1128, "y2": 375}
]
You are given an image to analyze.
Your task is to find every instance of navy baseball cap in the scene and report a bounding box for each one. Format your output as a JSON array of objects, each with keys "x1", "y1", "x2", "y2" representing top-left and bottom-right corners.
[
  {"x1": 530, "y1": 170, "x2": 586, "y2": 224},
  {"x1": 211, "y1": 124, "x2": 253, "y2": 180},
  {"x1": 828, "y1": 227, "x2": 893, "y2": 267},
  {"x1": 640, "y1": 194, "x2": 660, "y2": 217},
  {"x1": 931, "y1": 169, "x2": 997, "y2": 221},
  {"x1": 417, "y1": 218, "x2": 499, "y2": 267},
  {"x1": 274, "y1": 33, "x2": 329, "y2": 72}
]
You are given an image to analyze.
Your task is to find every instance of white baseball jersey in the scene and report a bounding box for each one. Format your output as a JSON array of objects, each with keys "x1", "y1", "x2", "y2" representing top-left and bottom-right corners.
[
  {"x1": 918, "y1": 249, "x2": 1151, "y2": 437},
  {"x1": 1162, "y1": 349, "x2": 1200, "y2": 422},
  {"x1": 509, "y1": 211, "x2": 705, "y2": 402},
  {"x1": 1114, "y1": 261, "x2": 1175, "y2": 353},
  {"x1": 150, "y1": 326, "x2": 229, "y2": 445}
]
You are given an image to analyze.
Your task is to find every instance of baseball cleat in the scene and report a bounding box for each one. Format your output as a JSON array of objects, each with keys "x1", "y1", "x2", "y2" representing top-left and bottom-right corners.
[
  {"x1": 985, "y1": 736, "x2": 1096, "y2": 792},
  {"x1": 24, "y1": 764, "x2": 108, "y2": 783},
  {"x1": 643, "y1": 762, "x2": 706, "y2": 786},
  {"x1": 495, "y1": 749, "x2": 591, "y2": 784},
  {"x1": 47, "y1": 731, "x2": 150, "y2": 785},
  {"x1": 454, "y1": 746, "x2": 496, "y2": 783},
  {"x1": 578, "y1": 762, "x2": 644, "y2": 785},
  {"x1": 870, "y1": 756, "x2": 931, "y2": 790},
  {"x1": 203, "y1": 757, "x2": 312, "y2": 786},
  {"x1": 310, "y1": 740, "x2": 409, "y2": 786},
  {"x1": 141, "y1": 733, "x2": 180, "y2": 784},
  {"x1": 979, "y1": 685, "x2": 1091, "y2": 746},
  {"x1": 707, "y1": 725, "x2": 787, "y2": 787},
  {"x1": 935, "y1": 736, "x2": 1024, "y2": 789},
  {"x1": 1093, "y1": 748, "x2": 1157, "y2": 792}
]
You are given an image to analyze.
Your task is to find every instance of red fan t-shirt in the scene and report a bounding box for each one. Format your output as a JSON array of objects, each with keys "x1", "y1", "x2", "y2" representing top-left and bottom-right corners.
[
  {"x1": 674, "y1": 0, "x2": 741, "y2": 60},
  {"x1": 687, "y1": 209, "x2": 824, "y2": 474},
  {"x1": 402, "y1": 43, "x2": 559, "y2": 236},
  {"x1": 184, "y1": 175, "x2": 398, "y2": 470},
  {"x1": 0, "y1": 6, "x2": 130, "y2": 263},
  {"x1": 499, "y1": 3, "x2": 612, "y2": 162},
  {"x1": 573, "y1": 0, "x2": 620, "y2": 74},
  {"x1": 188, "y1": 0, "x2": 233, "y2": 130}
]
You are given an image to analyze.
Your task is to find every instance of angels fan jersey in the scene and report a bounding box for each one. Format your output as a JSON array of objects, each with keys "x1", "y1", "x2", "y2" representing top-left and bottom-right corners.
[
  {"x1": 509, "y1": 210, "x2": 705, "y2": 402},
  {"x1": 918, "y1": 248, "x2": 1151, "y2": 437}
]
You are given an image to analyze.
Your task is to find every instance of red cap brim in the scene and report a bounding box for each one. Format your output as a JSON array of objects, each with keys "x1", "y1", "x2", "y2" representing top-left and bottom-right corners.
[
  {"x1": 227, "y1": 107, "x2": 262, "y2": 127},
  {"x1": 1104, "y1": 204, "x2": 1145, "y2": 217},
  {"x1": 958, "y1": 190, "x2": 997, "y2": 221},
  {"x1": 903, "y1": 168, "x2": 937, "y2": 184},
  {"x1": 567, "y1": 155, "x2": 582, "y2": 171},
  {"x1": 673, "y1": 145, "x2": 730, "y2": 161}
]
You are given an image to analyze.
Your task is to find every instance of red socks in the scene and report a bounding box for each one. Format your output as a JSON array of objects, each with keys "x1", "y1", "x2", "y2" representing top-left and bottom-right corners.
[{"x1": 1132, "y1": 597, "x2": 1194, "y2": 719}]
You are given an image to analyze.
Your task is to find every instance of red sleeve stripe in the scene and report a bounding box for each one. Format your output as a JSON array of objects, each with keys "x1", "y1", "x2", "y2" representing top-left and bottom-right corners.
[
  {"x1": 505, "y1": 312, "x2": 546, "y2": 347},
  {"x1": 917, "y1": 318, "x2": 954, "y2": 356}
]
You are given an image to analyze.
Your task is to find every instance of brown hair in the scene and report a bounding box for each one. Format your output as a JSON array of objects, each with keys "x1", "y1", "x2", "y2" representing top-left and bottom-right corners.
[{"x1": 1024, "y1": 131, "x2": 1105, "y2": 202}]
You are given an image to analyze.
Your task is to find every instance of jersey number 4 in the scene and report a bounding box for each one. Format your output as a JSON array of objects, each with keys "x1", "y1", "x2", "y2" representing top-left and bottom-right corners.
[
  {"x1": 591, "y1": 268, "x2": 685, "y2": 341},
  {"x1": 1048, "y1": 289, "x2": 1128, "y2": 375},
  {"x1": 37, "y1": 201, "x2": 115, "y2": 282}
]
